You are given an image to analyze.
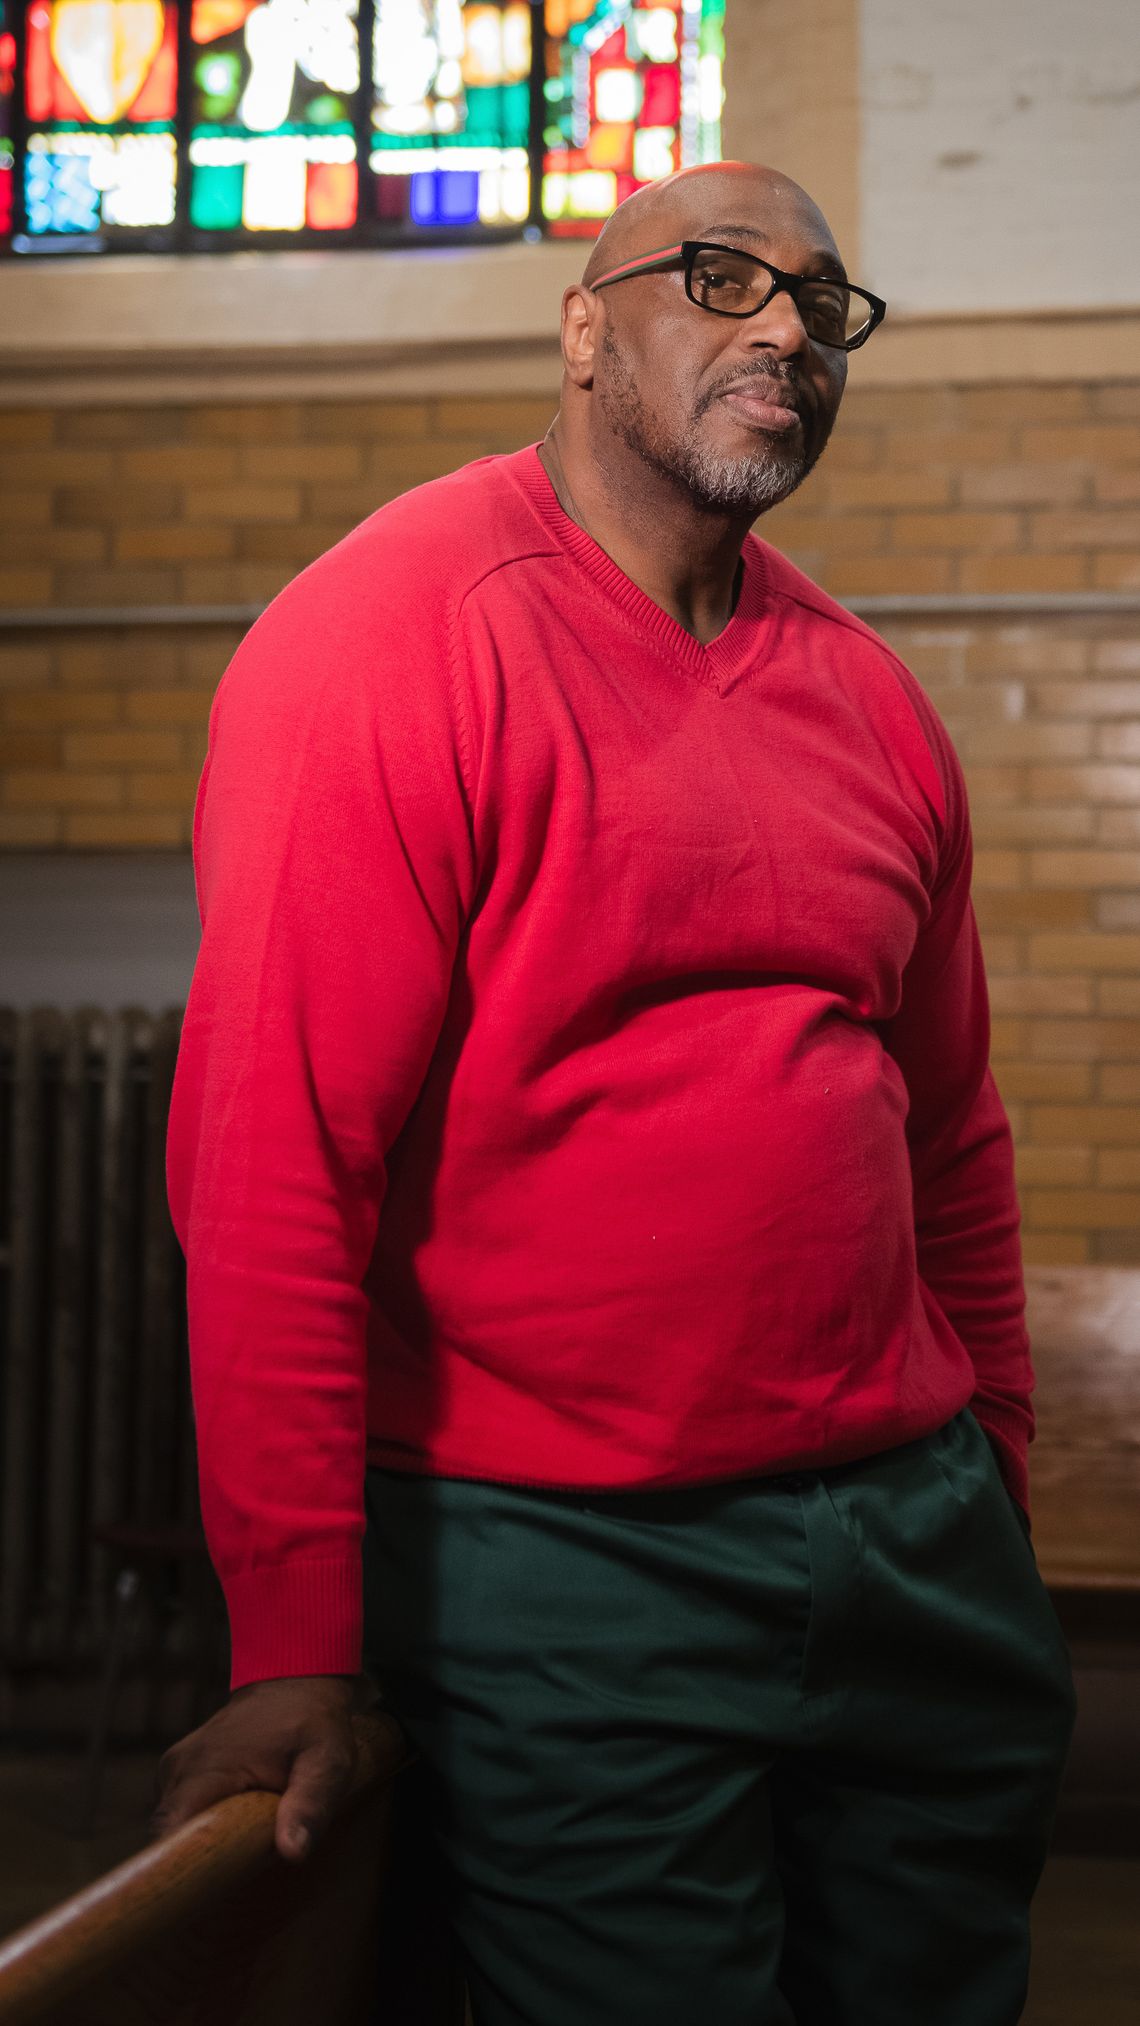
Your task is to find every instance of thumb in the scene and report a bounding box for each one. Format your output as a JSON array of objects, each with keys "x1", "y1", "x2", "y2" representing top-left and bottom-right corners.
[{"x1": 274, "y1": 1737, "x2": 356, "y2": 1862}]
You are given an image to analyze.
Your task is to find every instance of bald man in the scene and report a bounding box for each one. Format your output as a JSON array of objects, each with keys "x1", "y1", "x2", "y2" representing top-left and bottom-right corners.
[{"x1": 156, "y1": 163, "x2": 1076, "y2": 2025}]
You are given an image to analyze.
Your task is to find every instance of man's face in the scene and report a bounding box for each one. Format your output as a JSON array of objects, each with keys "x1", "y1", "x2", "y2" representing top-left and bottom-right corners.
[{"x1": 590, "y1": 188, "x2": 850, "y2": 519}]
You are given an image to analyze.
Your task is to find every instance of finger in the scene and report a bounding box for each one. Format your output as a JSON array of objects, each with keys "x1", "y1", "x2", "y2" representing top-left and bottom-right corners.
[
  {"x1": 274, "y1": 1739, "x2": 356, "y2": 1862},
  {"x1": 149, "y1": 1769, "x2": 268, "y2": 1841}
]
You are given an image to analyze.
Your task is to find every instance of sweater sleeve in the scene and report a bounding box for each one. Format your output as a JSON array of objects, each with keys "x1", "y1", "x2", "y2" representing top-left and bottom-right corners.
[
  {"x1": 166, "y1": 561, "x2": 477, "y2": 1689},
  {"x1": 881, "y1": 681, "x2": 1035, "y2": 1521}
]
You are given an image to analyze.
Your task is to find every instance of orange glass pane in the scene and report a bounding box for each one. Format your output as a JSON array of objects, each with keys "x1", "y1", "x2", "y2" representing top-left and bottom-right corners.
[
  {"x1": 129, "y1": 10, "x2": 178, "y2": 120},
  {"x1": 191, "y1": 1, "x2": 259, "y2": 40},
  {"x1": 544, "y1": 0, "x2": 594, "y2": 34},
  {"x1": 306, "y1": 159, "x2": 357, "y2": 230}
]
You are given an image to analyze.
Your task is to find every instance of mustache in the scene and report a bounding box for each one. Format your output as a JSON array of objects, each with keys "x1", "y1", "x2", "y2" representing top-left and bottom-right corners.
[{"x1": 709, "y1": 363, "x2": 809, "y2": 414}]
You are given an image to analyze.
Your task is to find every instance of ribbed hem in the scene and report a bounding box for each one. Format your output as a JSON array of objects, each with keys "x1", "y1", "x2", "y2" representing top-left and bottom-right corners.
[
  {"x1": 505, "y1": 442, "x2": 774, "y2": 691},
  {"x1": 222, "y1": 1556, "x2": 363, "y2": 1691},
  {"x1": 969, "y1": 1400, "x2": 1031, "y2": 1521}
]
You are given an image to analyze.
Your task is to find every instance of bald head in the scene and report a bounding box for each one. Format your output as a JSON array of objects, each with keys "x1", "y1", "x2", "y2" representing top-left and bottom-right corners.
[
  {"x1": 579, "y1": 161, "x2": 839, "y2": 291},
  {"x1": 550, "y1": 158, "x2": 851, "y2": 528}
]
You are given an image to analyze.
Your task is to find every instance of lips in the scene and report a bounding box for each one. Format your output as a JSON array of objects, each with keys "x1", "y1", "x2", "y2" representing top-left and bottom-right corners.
[{"x1": 719, "y1": 384, "x2": 803, "y2": 433}]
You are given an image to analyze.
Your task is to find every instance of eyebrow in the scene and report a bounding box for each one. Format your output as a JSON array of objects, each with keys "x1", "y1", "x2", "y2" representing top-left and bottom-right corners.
[{"x1": 700, "y1": 222, "x2": 849, "y2": 283}]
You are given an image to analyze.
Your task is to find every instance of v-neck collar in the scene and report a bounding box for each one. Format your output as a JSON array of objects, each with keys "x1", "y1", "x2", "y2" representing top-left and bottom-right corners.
[{"x1": 507, "y1": 442, "x2": 775, "y2": 697}]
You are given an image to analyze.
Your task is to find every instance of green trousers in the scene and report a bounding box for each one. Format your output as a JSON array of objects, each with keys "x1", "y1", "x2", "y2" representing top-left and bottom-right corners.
[{"x1": 361, "y1": 1406, "x2": 1077, "y2": 2025}]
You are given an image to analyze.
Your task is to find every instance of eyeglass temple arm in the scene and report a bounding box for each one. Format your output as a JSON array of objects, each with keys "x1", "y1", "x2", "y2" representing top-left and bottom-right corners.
[{"x1": 589, "y1": 243, "x2": 687, "y2": 290}]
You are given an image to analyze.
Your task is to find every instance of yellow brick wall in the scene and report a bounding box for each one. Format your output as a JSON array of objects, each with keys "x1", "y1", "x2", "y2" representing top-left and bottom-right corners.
[{"x1": 2, "y1": 382, "x2": 1139, "y2": 1263}]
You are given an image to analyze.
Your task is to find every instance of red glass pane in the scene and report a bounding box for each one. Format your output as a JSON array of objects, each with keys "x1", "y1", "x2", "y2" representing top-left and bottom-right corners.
[
  {"x1": 25, "y1": 9, "x2": 54, "y2": 120},
  {"x1": 306, "y1": 160, "x2": 357, "y2": 230},
  {"x1": 546, "y1": 217, "x2": 601, "y2": 239},
  {"x1": 593, "y1": 26, "x2": 625, "y2": 66},
  {"x1": 374, "y1": 173, "x2": 409, "y2": 222},
  {"x1": 640, "y1": 63, "x2": 679, "y2": 126}
]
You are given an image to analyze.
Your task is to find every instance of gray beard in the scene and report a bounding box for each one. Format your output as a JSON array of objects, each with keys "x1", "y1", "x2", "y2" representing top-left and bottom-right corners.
[
  {"x1": 597, "y1": 326, "x2": 816, "y2": 518},
  {"x1": 678, "y1": 438, "x2": 812, "y2": 514}
]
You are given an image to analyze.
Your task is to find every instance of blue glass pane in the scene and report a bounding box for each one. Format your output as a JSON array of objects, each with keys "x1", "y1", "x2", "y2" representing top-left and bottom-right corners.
[
  {"x1": 409, "y1": 167, "x2": 480, "y2": 226},
  {"x1": 25, "y1": 151, "x2": 99, "y2": 233}
]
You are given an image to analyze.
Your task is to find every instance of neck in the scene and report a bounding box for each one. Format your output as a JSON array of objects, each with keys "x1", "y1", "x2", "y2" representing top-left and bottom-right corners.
[{"x1": 537, "y1": 419, "x2": 750, "y2": 646}]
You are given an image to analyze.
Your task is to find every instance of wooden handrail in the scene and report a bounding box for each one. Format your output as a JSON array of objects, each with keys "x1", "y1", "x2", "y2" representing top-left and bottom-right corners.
[{"x1": 0, "y1": 1708, "x2": 420, "y2": 2026}]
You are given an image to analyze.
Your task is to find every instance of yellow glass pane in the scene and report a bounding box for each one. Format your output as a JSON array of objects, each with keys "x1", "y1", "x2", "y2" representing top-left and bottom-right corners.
[
  {"x1": 568, "y1": 168, "x2": 615, "y2": 217},
  {"x1": 585, "y1": 122, "x2": 630, "y2": 171}
]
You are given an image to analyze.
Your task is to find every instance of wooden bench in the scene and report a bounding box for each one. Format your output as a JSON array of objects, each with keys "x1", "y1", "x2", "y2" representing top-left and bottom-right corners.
[{"x1": 1022, "y1": 1265, "x2": 1140, "y2": 1644}]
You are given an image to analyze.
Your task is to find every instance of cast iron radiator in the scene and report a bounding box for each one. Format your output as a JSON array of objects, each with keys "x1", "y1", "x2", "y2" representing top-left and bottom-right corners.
[{"x1": 0, "y1": 1005, "x2": 203, "y2": 1679}]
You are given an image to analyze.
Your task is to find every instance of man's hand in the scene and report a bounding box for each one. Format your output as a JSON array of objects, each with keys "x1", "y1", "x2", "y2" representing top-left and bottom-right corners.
[{"x1": 150, "y1": 1674, "x2": 363, "y2": 1863}]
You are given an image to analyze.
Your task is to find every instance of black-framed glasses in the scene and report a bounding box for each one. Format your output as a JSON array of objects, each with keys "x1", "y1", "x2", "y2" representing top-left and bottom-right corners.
[{"x1": 590, "y1": 239, "x2": 887, "y2": 352}]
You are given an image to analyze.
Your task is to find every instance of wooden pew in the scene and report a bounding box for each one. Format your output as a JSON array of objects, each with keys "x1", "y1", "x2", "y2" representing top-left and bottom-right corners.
[
  {"x1": 0, "y1": 1707, "x2": 468, "y2": 2026},
  {"x1": 1022, "y1": 1265, "x2": 1140, "y2": 1643}
]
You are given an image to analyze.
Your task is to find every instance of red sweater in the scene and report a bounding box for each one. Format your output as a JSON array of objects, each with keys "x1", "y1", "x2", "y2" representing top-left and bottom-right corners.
[{"x1": 167, "y1": 443, "x2": 1034, "y2": 1690}]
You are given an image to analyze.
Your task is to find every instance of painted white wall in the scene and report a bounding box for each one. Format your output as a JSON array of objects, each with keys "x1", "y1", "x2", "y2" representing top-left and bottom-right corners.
[{"x1": 860, "y1": 0, "x2": 1140, "y2": 314}]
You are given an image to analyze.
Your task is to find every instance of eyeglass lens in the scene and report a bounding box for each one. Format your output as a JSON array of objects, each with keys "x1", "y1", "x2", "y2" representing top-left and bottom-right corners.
[{"x1": 689, "y1": 247, "x2": 870, "y2": 347}]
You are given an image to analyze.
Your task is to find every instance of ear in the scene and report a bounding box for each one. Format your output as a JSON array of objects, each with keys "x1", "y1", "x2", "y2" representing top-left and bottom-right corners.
[{"x1": 559, "y1": 284, "x2": 598, "y2": 390}]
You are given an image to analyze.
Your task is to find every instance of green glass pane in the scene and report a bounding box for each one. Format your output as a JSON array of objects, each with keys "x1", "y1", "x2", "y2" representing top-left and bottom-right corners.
[
  {"x1": 307, "y1": 94, "x2": 347, "y2": 126},
  {"x1": 194, "y1": 49, "x2": 242, "y2": 121},
  {"x1": 699, "y1": 14, "x2": 725, "y2": 58},
  {"x1": 191, "y1": 160, "x2": 244, "y2": 230},
  {"x1": 502, "y1": 79, "x2": 529, "y2": 148},
  {"x1": 193, "y1": 120, "x2": 352, "y2": 141},
  {"x1": 464, "y1": 82, "x2": 527, "y2": 147},
  {"x1": 463, "y1": 87, "x2": 501, "y2": 141},
  {"x1": 25, "y1": 119, "x2": 170, "y2": 136}
]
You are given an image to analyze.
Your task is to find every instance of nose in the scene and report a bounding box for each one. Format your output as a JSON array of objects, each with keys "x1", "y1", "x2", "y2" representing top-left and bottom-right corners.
[{"x1": 744, "y1": 285, "x2": 813, "y2": 359}]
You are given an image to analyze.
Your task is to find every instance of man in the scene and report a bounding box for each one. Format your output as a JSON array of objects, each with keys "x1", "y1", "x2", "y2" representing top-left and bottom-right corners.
[{"x1": 154, "y1": 161, "x2": 1076, "y2": 2024}]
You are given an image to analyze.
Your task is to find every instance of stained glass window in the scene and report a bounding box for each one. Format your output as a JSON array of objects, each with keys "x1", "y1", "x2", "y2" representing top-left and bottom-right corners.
[
  {"x1": 189, "y1": 0, "x2": 360, "y2": 235},
  {"x1": 0, "y1": 5, "x2": 15, "y2": 242},
  {"x1": 542, "y1": 1, "x2": 724, "y2": 236},
  {"x1": 1, "y1": 0, "x2": 724, "y2": 255},
  {"x1": 371, "y1": 1, "x2": 533, "y2": 231},
  {"x1": 20, "y1": 0, "x2": 178, "y2": 244}
]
